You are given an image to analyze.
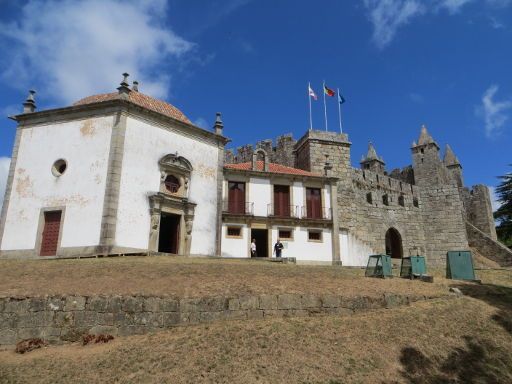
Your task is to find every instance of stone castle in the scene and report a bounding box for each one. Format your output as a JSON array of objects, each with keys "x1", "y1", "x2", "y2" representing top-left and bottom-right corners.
[
  {"x1": 0, "y1": 75, "x2": 510, "y2": 266},
  {"x1": 225, "y1": 127, "x2": 511, "y2": 266}
]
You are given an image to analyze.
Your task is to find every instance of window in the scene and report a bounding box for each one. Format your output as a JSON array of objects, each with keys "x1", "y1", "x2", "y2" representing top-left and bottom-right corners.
[
  {"x1": 413, "y1": 197, "x2": 419, "y2": 208},
  {"x1": 382, "y1": 194, "x2": 389, "y2": 206},
  {"x1": 308, "y1": 230, "x2": 322, "y2": 241},
  {"x1": 366, "y1": 192, "x2": 373, "y2": 204},
  {"x1": 273, "y1": 185, "x2": 291, "y2": 217},
  {"x1": 306, "y1": 187, "x2": 322, "y2": 219},
  {"x1": 51, "y1": 159, "x2": 67, "y2": 177},
  {"x1": 226, "y1": 226, "x2": 242, "y2": 238},
  {"x1": 278, "y1": 229, "x2": 293, "y2": 240},
  {"x1": 228, "y1": 181, "x2": 246, "y2": 214},
  {"x1": 398, "y1": 195, "x2": 405, "y2": 207},
  {"x1": 165, "y1": 175, "x2": 180, "y2": 193}
]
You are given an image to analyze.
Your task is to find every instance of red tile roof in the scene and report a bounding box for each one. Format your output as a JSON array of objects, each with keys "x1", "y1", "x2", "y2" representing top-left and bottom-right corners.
[
  {"x1": 73, "y1": 91, "x2": 191, "y2": 124},
  {"x1": 225, "y1": 161, "x2": 320, "y2": 176}
]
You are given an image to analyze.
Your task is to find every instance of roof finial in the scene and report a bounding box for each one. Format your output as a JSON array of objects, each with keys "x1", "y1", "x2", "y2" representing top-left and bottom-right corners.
[
  {"x1": 132, "y1": 80, "x2": 139, "y2": 92},
  {"x1": 22, "y1": 90, "x2": 36, "y2": 114},
  {"x1": 213, "y1": 112, "x2": 224, "y2": 135},
  {"x1": 117, "y1": 72, "x2": 131, "y2": 98}
]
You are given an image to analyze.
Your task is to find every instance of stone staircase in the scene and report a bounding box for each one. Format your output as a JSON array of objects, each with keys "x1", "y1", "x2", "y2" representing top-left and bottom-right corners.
[{"x1": 466, "y1": 221, "x2": 512, "y2": 267}]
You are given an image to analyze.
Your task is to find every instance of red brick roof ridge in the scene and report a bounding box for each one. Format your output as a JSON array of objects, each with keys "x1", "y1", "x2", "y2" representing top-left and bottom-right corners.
[
  {"x1": 225, "y1": 161, "x2": 321, "y2": 176},
  {"x1": 73, "y1": 91, "x2": 191, "y2": 124}
]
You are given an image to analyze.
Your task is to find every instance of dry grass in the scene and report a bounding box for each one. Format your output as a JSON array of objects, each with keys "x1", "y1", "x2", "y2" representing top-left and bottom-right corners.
[
  {"x1": 1, "y1": 296, "x2": 511, "y2": 383},
  {"x1": 0, "y1": 256, "x2": 471, "y2": 298}
]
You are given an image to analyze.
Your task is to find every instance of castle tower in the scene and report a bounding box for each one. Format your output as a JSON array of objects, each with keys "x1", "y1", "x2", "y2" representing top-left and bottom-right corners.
[
  {"x1": 294, "y1": 130, "x2": 351, "y2": 177},
  {"x1": 411, "y1": 125, "x2": 452, "y2": 187},
  {"x1": 444, "y1": 144, "x2": 464, "y2": 187},
  {"x1": 360, "y1": 142, "x2": 385, "y2": 174}
]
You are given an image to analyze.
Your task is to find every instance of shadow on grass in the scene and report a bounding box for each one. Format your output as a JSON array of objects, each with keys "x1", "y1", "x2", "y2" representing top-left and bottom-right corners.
[
  {"x1": 453, "y1": 282, "x2": 512, "y2": 335},
  {"x1": 387, "y1": 336, "x2": 512, "y2": 384}
]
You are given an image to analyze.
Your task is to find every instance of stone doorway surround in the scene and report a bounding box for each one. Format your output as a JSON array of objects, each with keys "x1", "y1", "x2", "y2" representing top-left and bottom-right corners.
[{"x1": 148, "y1": 153, "x2": 196, "y2": 255}]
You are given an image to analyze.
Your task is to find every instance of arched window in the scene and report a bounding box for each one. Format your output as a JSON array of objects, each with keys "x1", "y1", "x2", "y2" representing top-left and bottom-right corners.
[{"x1": 165, "y1": 175, "x2": 180, "y2": 193}]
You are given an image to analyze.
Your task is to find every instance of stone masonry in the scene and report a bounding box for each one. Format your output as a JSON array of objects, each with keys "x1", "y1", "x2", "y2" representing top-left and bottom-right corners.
[
  {"x1": 227, "y1": 125, "x2": 510, "y2": 266},
  {"x1": 0, "y1": 292, "x2": 450, "y2": 346}
]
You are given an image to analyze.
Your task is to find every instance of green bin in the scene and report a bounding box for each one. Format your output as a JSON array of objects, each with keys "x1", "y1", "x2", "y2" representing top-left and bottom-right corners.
[
  {"x1": 400, "y1": 256, "x2": 427, "y2": 278},
  {"x1": 446, "y1": 251, "x2": 476, "y2": 281},
  {"x1": 365, "y1": 254, "x2": 393, "y2": 278}
]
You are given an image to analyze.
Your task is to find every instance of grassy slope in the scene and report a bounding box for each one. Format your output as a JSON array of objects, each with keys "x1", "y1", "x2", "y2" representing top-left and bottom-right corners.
[
  {"x1": 0, "y1": 257, "x2": 458, "y2": 298},
  {"x1": 0, "y1": 297, "x2": 511, "y2": 384},
  {"x1": 0, "y1": 258, "x2": 510, "y2": 383}
]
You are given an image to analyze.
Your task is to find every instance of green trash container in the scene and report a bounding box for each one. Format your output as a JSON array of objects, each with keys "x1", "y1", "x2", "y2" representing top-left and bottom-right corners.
[
  {"x1": 365, "y1": 254, "x2": 393, "y2": 278},
  {"x1": 400, "y1": 256, "x2": 427, "y2": 278},
  {"x1": 446, "y1": 251, "x2": 476, "y2": 281}
]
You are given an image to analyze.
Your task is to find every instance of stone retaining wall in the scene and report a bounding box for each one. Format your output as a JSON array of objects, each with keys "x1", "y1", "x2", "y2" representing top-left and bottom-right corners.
[
  {"x1": 466, "y1": 221, "x2": 512, "y2": 267},
  {"x1": 0, "y1": 292, "x2": 447, "y2": 346}
]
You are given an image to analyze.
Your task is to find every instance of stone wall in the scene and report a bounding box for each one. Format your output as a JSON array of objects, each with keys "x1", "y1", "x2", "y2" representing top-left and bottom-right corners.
[
  {"x1": 0, "y1": 292, "x2": 442, "y2": 346},
  {"x1": 225, "y1": 134, "x2": 296, "y2": 167},
  {"x1": 462, "y1": 185, "x2": 497, "y2": 240},
  {"x1": 466, "y1": 221, "x2": 512, "y2": 267}
]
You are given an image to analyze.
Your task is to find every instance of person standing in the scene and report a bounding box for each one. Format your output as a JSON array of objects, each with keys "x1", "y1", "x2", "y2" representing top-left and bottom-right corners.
[
  {"x1": 273, "y1": 238, "x2": 284, "y2": 258},
  {"x1": 251, "y1": 239, "x2": 257, "y2": 257}
]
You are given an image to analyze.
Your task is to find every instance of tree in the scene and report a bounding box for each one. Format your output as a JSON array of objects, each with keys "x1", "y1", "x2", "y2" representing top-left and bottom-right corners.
[{"x1": 494, "y1": 165, "x2": 512, "y2": 248}]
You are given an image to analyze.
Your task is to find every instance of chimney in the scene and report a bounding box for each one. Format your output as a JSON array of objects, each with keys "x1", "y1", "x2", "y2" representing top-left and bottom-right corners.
[
  {"x1": 117, "y1": 73, "x2": 131, "y2": 99},
  {"x1": 213, "y1": 112, "x2": 224, "y2": 135},
  {"x1": 22, "y1": 90, "x2": 36, "y2": 114},
  {"x1": 132, "y1": 81, "x2": 139, "y2": 92}
]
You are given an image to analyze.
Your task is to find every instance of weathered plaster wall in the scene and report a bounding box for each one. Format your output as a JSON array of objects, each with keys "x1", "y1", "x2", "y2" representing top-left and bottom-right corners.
[
  {"x1": 116, "y1": 116, "x2": 220, "y2": 255},
  {"x1": 221, "y1": 224, "x2": 249, "y2": 258},
  {"x1": 0, "y1": 116, "x2": 113, "y2": 252},
  {"x1": 270, "y1": 226, "x2": 333, "y2": 262},
  {"x1": 249, "y1": 177, "x2": 271, "y2": 216}
]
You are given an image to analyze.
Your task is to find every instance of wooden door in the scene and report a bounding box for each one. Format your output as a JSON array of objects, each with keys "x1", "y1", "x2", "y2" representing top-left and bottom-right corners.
[
  {"x1": 40, "y1": 211, "x2": 62, "y2": 256},
  {"x1": 228, "y1": 182, "x2": 245, "y2": 214},
  {"x1": 274, "y1": 185, "x2": 290, "y2": 217},
  {"x1": 306, "y1": 188, "x2": 322, "y2": 219}
]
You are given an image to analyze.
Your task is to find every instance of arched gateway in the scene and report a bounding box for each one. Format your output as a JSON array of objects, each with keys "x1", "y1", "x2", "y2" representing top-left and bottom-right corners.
[{"x1": 385, "y1": 228, "x2": 403, "y2": 259}]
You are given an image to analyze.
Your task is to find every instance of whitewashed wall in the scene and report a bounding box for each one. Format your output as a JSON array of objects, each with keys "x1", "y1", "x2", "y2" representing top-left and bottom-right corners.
[
  {"x1": 116, "y1": 116, "x2": 220, "y2": 255},
  {"x1": 1, "y1": 116, "x2": 113, "y2": 250},
  {"x1": 340, "y1": 231, "x2": 375, "y2": 267},
  {"x1": 271, "y1": 226, "x2": 333, "y2": 262},
  {"x1": 249, "y1": 177, "x2": 270, "y2": 216},
  {"x1": 292, "y1": 182, "x2": 304, "y2": 208},
  {"x1": 221, "y1": 224, "x2": 249, "y2": 258}
]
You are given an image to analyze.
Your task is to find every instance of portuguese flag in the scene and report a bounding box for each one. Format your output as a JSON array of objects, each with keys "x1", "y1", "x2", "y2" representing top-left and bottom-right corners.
[{"x1": 324, "y1": 84, "x2": 335, "y2": 97}]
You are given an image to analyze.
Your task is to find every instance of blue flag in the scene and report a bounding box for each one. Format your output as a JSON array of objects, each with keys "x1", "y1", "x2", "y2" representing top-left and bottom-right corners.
[{"x1": 338, "y1": 90, "x2": 346, "y2": 105}]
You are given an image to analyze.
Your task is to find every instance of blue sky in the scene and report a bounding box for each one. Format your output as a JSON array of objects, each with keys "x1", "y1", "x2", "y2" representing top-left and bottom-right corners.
[{"x1": 0, "y1": 0, "x2": 511, "y2": 205}]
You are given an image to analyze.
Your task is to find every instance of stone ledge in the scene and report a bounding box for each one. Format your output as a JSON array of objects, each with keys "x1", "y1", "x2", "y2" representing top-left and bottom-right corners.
[{"x1": 0, "y1": 293, "x2": 453, "y2": 345}]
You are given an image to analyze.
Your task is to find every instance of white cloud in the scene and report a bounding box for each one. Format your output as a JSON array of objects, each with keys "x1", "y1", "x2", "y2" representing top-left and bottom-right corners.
[
  {"x1": 438, "y1": 0, "x2": 473, "y2": 14},
  {"x1": 409, "y1": 92, "x2": 424, "y2": 103},
  {"x1": 476, "y1": 85, "x2": 512, "y2": 138},
  {"x1": 0, "y1": 157, "x2": 11, "y2": 206},
  {"x1": 363, "y1": 0, "x2": 425, "y2": 49},
  {"x1": 363, "y1": 0, "x2": 510, "y2": 49},
  {"x1": 0, "y1": 0, "x2": 194, "y2": 104}
]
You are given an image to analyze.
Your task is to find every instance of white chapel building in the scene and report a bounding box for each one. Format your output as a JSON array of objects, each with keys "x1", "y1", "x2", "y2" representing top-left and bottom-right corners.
[{"x1": 0, "y1": 74, "x2": 347, "y2": 264}]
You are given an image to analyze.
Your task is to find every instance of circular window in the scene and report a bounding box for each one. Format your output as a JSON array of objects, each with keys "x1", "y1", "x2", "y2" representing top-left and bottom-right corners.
[
  {"x1": 164, "y1": 175, "x2": 180, "y2": 193},
  {"x1": 52, "y1": 159, "x2": 67, "y2": 177}
]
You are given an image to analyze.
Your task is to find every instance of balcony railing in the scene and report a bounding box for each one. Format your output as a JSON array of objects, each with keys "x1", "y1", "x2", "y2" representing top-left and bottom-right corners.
[
  {"x1": 267, "y1": 204, "x2": 300, "y2": 218},
  {"x1": 300, "y1": 206, "x2": 332, "y2": 220},
  {"x1": 222, "y1": 201, "x2": 254, "y2": 215}
]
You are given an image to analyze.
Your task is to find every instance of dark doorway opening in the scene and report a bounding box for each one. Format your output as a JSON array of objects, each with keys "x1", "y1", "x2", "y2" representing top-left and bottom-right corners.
[
  {"x1": 158, "y1": 213, "x2": 180, "y2": 254},
  {"x1": 251, "y1": 229, "x2": 268, "y2": 258},
  {"x1": 385, "y1": 228, "x2": 403, "y2": 259}
]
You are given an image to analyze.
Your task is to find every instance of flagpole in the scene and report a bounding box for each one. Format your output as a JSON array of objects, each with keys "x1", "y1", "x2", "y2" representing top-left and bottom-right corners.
[
  {"x1": 337, "y1": 88, "x2": 343, "y2": 134},
  {"x1": 323, "y1": 81, "x2": 328, "y2": 131},
  {"x1": 308, "y1": 82, "x2": 313, "y2": 131}
]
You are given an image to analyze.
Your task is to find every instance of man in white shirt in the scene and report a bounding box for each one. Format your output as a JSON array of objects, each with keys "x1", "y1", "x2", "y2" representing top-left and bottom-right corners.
[{"x1": 251, "y1": 239, "x2": 257, "y2": 257}]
